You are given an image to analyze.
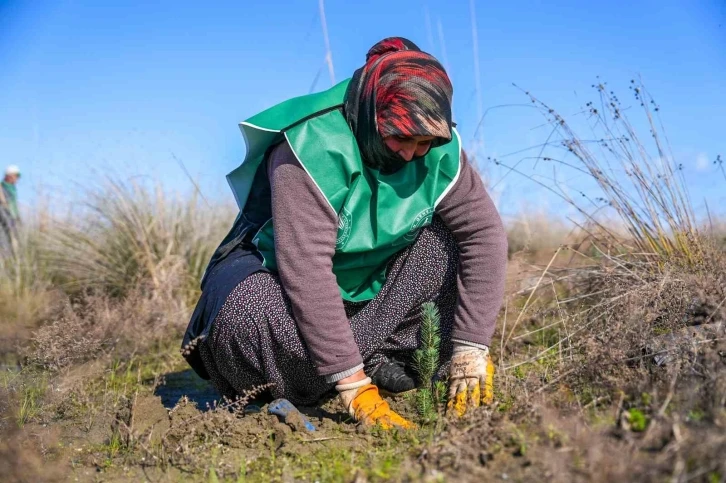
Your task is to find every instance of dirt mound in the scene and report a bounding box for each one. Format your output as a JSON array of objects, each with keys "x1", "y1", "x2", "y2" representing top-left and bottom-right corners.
[{"x1": 151, "y1": 392, "x2": 365, "y2": 477}]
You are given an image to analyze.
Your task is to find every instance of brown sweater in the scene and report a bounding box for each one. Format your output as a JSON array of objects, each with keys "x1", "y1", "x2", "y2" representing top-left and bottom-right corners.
[{"x1": 267, "y1": 141, "x2": 508, "y2": 378}]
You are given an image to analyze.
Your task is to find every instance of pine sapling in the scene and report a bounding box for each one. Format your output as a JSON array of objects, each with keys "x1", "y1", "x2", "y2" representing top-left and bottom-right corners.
[{"x1": 413, "y1": 302, "x2": 441, "y2": 422}]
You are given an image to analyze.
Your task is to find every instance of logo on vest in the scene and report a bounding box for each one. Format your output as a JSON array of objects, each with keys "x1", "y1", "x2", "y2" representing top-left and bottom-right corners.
[
  {"x1": 336, "y1": 207, "x2": 353, "y2": 250},
  {"x1": 404, "y1": 207, "x2": 435, "y2": 241}
]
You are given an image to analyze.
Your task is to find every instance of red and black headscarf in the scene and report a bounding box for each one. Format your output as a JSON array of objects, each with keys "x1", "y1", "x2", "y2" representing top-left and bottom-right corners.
[{"x1": 343, "y1": 37, "x2": 454, "y2": 174}]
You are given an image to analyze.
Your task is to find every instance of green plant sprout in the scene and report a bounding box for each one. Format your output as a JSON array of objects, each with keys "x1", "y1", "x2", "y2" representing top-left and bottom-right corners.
[{"x1": 413, "y1": 302, "x2": 441, "y2": 422}]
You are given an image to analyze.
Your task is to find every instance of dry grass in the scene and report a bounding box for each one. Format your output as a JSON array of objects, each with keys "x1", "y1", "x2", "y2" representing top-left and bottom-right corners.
[
  {"x1": 496, "y1": 79, "x2": 705, "y2": 268},
  {"x1": 505, "y1": 209, "x2": 571, "y2": 260},
  {"x1": 0, "y1": 178, "x2": 238, "y2": 482},
  {"x1": 704, "y1": 216, "x2": 726, "y2": 249},
  {"x1": 0, "y1": 179, "x2": 235, "y2": 364},
  {"x1": 481, "y1": 79, "x2": 726, "y2": 482},
  {"x1": 44, "y1": 178, "x2": 235, "y2": 302},
  {"x1": 0, "y1": 225, "x2": 61, "y2": 363},
  {"x1": 0, "y1": 79, "x2": 723, "y2": 481}
]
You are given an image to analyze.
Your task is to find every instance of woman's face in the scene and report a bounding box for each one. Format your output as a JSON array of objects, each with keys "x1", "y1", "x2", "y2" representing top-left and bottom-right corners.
[{"x1": 383, "y1": 135, "x2": 435, "y2": 162}]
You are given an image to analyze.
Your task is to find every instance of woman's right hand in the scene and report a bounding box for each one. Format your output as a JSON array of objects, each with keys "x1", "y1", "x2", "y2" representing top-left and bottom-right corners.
[{"x1": 336, "y1": 375, "x2": 416, "y2": 430}]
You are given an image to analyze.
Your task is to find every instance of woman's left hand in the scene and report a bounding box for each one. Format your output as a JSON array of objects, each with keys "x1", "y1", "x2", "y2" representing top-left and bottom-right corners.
[{"x1": 446, "y1": 346, "x2": 495, "y2": 417}]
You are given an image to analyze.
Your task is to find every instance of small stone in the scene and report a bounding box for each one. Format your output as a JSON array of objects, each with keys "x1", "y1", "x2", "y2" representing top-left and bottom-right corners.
[{"x1": 502, "y1": 473, "x2": 509, "y2": 480}]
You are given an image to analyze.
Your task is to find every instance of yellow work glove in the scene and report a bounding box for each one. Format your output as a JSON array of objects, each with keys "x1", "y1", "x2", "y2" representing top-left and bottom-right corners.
[
  {"x1": 336, "y1": 377, "x2": 416, "y2": 430},
  {"x1": 446, "y1": 345, "x2": 495, "y2": 418}
]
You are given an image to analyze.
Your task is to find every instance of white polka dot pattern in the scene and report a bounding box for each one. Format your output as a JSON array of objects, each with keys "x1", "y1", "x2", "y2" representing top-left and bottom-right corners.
[{"x1": 199, "y1": 216, "x2": 459, "y2": 406}]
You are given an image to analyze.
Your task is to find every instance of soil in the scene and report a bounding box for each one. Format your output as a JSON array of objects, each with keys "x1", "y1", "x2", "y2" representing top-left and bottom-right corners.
[{"x1": 3, "y1": 331, "x2": 725, "y2": 483}]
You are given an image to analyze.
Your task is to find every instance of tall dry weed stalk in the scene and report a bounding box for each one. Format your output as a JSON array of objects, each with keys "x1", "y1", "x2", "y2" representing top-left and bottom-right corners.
[
  {"x1": 496, "y1": 77, "x2": 724, "y2": 388},
  {"x1": 495, "y1": 78, "x2": 703, "y2": 267},
  {"x1": 496, "y1": 82, "x2": 725, "y2": 477}
]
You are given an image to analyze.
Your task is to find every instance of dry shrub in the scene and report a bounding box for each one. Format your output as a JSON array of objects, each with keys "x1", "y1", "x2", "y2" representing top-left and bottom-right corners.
[
  {"x1": 0, "y1": 177, "x2": 226, "y2": 363},
  {"x1": 73, "y1": 288, "x2": 188, "y2": 351},
  {"x1": 26, "y1": 286, "x2": 190, "y2": 372},
  {"x1": 537, "y1": 265, "x2": 726, "y2": 479},
  {"x1": 553, "y1": 255, "x2": 725, "y2": 397},
  {"x1": 500, "y1": 77, "x2": 722, "y2": 373},
  {"x1": 486, "y1": 79, "x2": 726, "y2": 481},
  {"x1": 26, "y1": 312, "x2": 105, "y2": 372},
  {"x1": 445, "y1": 252, "x2": 726, "y2": 482}
]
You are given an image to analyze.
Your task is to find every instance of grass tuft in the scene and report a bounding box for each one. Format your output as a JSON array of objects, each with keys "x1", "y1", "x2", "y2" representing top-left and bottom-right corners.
[{"x1": 44, "y1": 178, "x2": 235, "y2": 302}]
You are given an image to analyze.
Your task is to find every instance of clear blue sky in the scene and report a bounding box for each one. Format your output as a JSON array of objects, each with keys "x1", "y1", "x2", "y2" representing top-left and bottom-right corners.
[{"x1": 1, "y1": 0, "x2": 724, "y2": 221}]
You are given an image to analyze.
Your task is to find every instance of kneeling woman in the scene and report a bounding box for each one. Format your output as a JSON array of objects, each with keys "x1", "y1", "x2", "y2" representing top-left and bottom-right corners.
[{"x1": 182, "y1": 37, "x2": 508, "y2": 429}]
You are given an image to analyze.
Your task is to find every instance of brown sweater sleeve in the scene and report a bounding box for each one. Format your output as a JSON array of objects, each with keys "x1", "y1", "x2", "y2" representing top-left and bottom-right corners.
[
  {"x1": 435, "y1": 157, "x2": 508, "y2": 347},
  {"x1": 267, "y1": 141, "x2": 364, "y2": 378}
]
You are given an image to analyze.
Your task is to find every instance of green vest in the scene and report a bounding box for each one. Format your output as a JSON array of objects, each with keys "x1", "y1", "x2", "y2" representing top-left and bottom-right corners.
[
  {"x1": 1, "y1": 181, "x2": 18, "y2": 220},
  {"x1": 227, "y1": 79, "x2": 461, "y2": 302}
]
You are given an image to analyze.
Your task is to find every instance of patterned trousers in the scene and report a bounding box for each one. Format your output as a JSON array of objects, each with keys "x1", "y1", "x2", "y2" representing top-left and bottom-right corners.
[{"x1": 199, "y1": 216, "x2": 459, "y2": 406}]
